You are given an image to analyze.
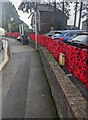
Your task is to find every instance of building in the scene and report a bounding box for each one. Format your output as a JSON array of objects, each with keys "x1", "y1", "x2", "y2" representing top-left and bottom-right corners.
[
  {"x1": 0, "y1": 2, "x2": 29, "y2": 32},
  {"x1": 31, "y1": 4, "x2": 67, "y2": 34},
  {"x1": 82, "y1": 19, "x2": 88, "y2": 31}
]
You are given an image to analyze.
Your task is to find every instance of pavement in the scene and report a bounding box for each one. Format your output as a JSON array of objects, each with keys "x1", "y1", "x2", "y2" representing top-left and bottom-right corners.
[{"x1": 2, "y1": 38, "x2": 58, "y2": 118}]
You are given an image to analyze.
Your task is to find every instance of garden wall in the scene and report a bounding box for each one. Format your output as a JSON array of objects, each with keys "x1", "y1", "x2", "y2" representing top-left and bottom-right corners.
[{"x1": 28, "y1": 39, "x2": 87, "y2": 119}]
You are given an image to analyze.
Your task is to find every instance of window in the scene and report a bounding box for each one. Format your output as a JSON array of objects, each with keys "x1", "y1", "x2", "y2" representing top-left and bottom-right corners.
[
  {"x1": 71, "y1": 35, "x2": 88, "y2": 44},
  {"x1": 69, "y1": 33, "x2": 75, "y2": 36}
]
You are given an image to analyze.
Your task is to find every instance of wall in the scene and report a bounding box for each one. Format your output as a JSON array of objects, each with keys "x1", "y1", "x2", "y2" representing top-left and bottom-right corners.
[
  {"x1": 29, "y1": 39, "x2": 87, "y2": 119},
  {"x1": 40, "y1": 11, "x2": 67, "y2": 34},
  {"x1": 82, "y1": 20, "x2": 88, "y2": 31}
]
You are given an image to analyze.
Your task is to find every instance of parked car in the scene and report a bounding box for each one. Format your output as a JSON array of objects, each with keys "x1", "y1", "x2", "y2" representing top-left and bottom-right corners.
[
  {"x1": 66, "y1": 32, "x2": 88, "y2": 49},
  {"x1": 0, "y1": 39, "x2": 3, "y2": 50},
  {"x1": 44, "y1": 30, "x2": 61, "y2": 38},
  {"x1": 52, "y1": 30, "x2": 85, "y2": 42}
]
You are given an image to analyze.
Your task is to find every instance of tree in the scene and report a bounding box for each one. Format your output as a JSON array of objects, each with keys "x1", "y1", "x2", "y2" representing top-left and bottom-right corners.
[
  {"x1": 8, "y1": 23, "x2": 19, "y2": 32},
  {"x1": 73, "y1": 1, "x2": 88, "y2": 29},
  {"x1": 81, "y1": 2, "x2": 88, "y2": 19},
  {"x1": 56, "y1": 1, "x2": 71, "y2": 19},
  {"x1": 18, "y1": 1, "x2": 71, "y2": 31},
  {"x1": 63, "y1": 2, "x2": 71, "y2": 19},
  {"x1": 18, "y1": 1, "x2": 71, "y2": 19},
  {"x1": 62, "y1": 1, "x2": 64, "y2": 13}
]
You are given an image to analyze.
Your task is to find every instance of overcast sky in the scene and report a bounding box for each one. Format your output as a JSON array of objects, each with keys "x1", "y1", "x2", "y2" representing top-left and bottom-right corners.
[
  {"x1": 9, "y1": 0, "x2": 84, "y2": 28},
  {"x1": 10, "y1": 0, "x2": 32, "y2": 28}
]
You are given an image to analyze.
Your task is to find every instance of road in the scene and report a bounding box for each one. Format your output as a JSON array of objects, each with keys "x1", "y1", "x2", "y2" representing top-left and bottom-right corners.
[
  {"x1": 0, "y1": 51, "x2": 2, "y2": 64},
  {"x1": 0, "y1": 47, "x2": 4, "y2": 64},
  {"x1": 2, "y1": 38, "x2": 58, "y2": 118},
  {"x1": 0, "y1": 39, "x2": 7, "y2": 64}
]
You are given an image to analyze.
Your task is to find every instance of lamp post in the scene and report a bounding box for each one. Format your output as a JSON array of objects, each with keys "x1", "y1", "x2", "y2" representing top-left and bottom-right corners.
[
  {"x1": 27, "y1": 1, "x2": 38, "y2": 49},
  {"x1": 35, "y1": 10, "x2": 38, "y2": 49},
  {"x1": 33, "y1": 2, "x2": 38, "y2": 50},
  {"x1": 18, "y1": 1, "x2": 41, "y2": 49}
]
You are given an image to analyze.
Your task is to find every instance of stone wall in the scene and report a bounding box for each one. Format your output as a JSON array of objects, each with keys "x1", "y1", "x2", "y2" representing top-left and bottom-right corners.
[{"x1": 28, "y1": 39, "x2": 87, "y2": 119}]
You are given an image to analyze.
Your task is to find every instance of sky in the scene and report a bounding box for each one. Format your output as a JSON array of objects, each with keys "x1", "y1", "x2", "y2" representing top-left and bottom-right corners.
[
  {"x1": 9, "y1": 0, "x2": 84, "y2": 29},
  {"x1": 10, "y1": 0, "x2": 32, "y2": 28}
]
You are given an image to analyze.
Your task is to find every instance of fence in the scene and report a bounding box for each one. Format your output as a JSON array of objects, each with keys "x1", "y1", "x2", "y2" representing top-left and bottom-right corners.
[{"x1": 30, "y1": 34, "x2": 88, "y2": 89}]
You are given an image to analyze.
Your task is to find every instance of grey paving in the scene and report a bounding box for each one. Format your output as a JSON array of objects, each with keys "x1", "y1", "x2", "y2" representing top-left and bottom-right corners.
[{"x1": 2, "y1": 38, "x2": 58, "y2": 118}]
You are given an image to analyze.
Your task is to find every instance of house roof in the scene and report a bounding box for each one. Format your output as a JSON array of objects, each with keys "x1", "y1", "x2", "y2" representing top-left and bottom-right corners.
[
  {"x1": 37, "y1": 4, "x2": 58, "y2": 12},
  {"x1": 37, "y1": 4, "x2": 67, "y2": 19}
]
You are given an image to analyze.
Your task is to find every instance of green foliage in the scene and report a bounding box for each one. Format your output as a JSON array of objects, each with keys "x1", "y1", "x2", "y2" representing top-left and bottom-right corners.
[
  {"x1": 8, "y1": 23, "x2": 19, "y2": 32},
  {"x1": 47, "y1": 50, "x2": 56, "y2": 62},
  {"x1": 24, "y1": 29, "x2": 33, "y2": 36},
  {"x1": 73, "y1": 1, "x2": 88, "y2": 29},
  {"x1": 74, "y1": 1, "x2": 88, "y2": 19},
  {"x1": 61, "y1": 2, "x2": 72, "y2": 19}
]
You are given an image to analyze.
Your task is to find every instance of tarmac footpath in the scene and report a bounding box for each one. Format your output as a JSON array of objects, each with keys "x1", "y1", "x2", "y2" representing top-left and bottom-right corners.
[{"x1": 2, "y1": 38, "x2": 58, "y2": 118}]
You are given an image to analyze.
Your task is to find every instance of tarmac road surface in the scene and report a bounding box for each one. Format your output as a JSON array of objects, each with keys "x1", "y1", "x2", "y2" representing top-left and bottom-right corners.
[{"x1": 2, "y1": 38, "x2": 58, "y2": 118}]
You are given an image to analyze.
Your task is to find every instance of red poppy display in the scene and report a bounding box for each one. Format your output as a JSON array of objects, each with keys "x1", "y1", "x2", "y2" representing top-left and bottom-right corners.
[
  {"x1": 30, "y1": 34, "x2": 88, "y2": 89},
  {"x1": 7, "y1": 32, "x2": 20, "y2": 38}
]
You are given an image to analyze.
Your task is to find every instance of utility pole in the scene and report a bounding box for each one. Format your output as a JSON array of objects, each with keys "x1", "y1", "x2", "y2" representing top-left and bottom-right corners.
[
  {"x1": 62, "y1": 0, "x2": 64, "y2": 13},
  {"x1": 34, "y1": 2, "x2": 38, "y2": 50},
  {"x1": 78, "y1": 2, "x2": 83, "y2": 29},
  {"x1": 74, "y1": 1, "x2": 78, "y2": 29},
  {"x1": 53, "y1": 0, "x2": 56, "y2": 30},
  {"x1": 37, "y1": 10, "x2": 41, "y2": 33},
  {"x1": 61, "y1": 0, "x2": 64, "y2": 30},
  {"x1": 86, "y1": 1, "x2": 88, "y2": 32},
  {"x1": 54, "y1": 0, "x2": 56, "y2": 11}
]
